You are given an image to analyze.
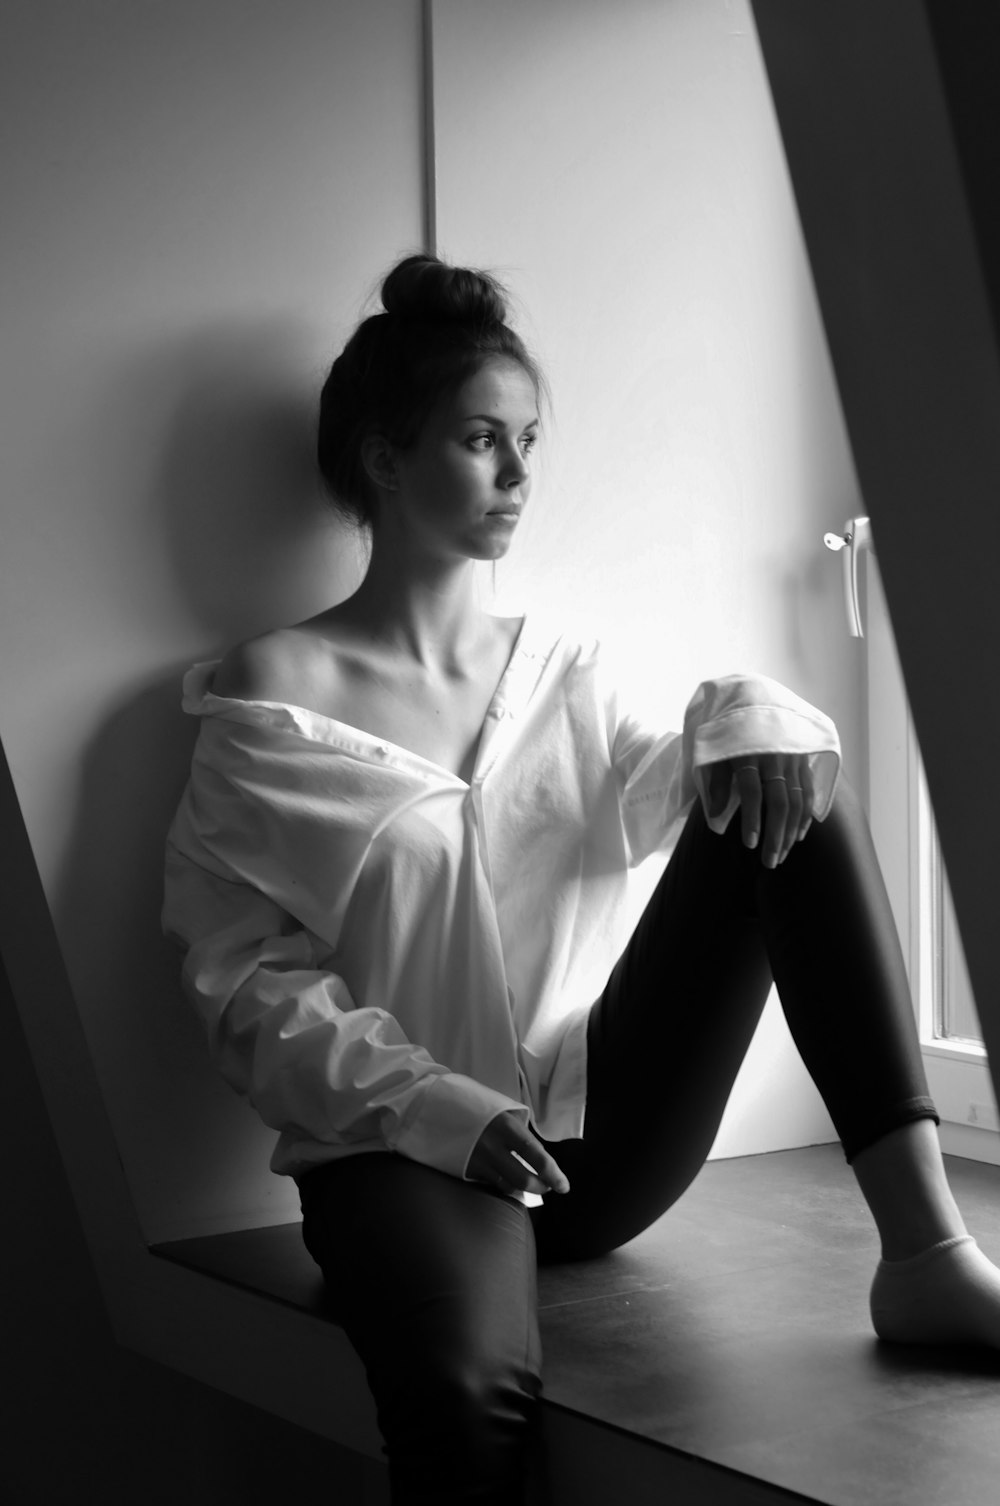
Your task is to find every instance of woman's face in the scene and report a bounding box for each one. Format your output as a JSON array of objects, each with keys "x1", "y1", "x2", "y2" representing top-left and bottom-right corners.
[{"x1": 388, "y1": 357, "x2": 539, "y2": 562}]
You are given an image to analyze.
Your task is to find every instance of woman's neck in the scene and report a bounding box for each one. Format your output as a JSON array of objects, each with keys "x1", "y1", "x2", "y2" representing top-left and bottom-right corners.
[{"x1": 340, "y1": 534, "x2": 489, "y2": 671}]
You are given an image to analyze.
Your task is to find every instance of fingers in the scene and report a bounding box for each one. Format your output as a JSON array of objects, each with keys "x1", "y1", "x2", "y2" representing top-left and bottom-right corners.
[
  {"x1": 732, "y1": 762, "x2": 762, "y2": 851},
  {"x1": 797, "y1": 758, "x2": 815, "y2": 844},
  {"x1": 732, "y1": 753, "x2": 817, "y2": 866},
  {"x1": 510, "y1": 1144, "x2": 569, "y2": 1196},
  {"x1": 757, "y1": 755, "x2": 791, "y2": 868},
  {"x1": 469, "y1": 1113, "x2": 570, "y2": 1197},
  {"x1": 704, "y1": 760, "x2": 733, "y2": 820},
  {"x1": 503, "y1": 1121, "x2": 570, "y2": 1196}
]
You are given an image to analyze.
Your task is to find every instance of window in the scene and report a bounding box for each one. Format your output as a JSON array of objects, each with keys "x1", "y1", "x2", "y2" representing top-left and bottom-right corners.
[{"x1": 862, "y1": 531, "x2": 1000, "y2": 1159}]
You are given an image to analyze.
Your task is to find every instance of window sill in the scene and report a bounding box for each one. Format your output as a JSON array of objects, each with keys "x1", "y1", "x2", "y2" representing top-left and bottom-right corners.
[
  {"x1": 152, "y1": 1144, "x2": 1000, "y2": 1506},
  {"x1": 919, "y1": 1046, "x2": 1000, "y2": 1157},
  {"x1": 922, "y1": 1038, "x2": 988, "y2": 1063}
]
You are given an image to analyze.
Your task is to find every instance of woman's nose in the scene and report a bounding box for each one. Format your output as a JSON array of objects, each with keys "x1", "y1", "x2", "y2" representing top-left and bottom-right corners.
[{"x1": 500, "y1": 445, "x2": 529, "y2": 487}]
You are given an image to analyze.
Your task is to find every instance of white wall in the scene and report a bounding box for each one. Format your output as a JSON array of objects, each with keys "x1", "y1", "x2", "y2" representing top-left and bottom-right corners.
[
  {"x1": 434, "y1": 0, "x2": 861, "y2": 1158},
  {"x1": 0, "y1": 0, "x2": 422, "y2": 1239},
  {"x1": 1, "y1": 0, "x2": 863, "y2": 1246}
]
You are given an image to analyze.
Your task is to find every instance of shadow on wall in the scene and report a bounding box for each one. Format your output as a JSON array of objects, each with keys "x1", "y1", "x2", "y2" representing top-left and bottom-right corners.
[
  {"x1": 51, "y1": 322, "x2": 362, "y2": 1240},
  {"x1": 152, "y1": 316, "x2": 361, "y2": 641}
]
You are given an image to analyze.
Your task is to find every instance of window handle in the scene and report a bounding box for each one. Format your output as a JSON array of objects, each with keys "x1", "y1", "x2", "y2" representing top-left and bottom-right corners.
[{"x1": 823, "y1": 515, "x2": 871, "y2": 638}]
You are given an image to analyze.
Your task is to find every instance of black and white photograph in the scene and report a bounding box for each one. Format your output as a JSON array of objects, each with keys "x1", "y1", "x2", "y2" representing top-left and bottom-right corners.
[{"x1": 4, "y1": 3, "x2": 1000, "y2": 1503}]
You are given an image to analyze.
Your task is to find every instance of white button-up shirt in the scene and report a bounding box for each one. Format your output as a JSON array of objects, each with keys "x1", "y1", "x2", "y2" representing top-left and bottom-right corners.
[{"x1": 162, "y1": 620, "x2": 840, "y2": 1188}]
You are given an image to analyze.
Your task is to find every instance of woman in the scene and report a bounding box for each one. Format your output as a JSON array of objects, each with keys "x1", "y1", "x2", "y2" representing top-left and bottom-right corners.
[{"x1": 164, "y1": 254, "x2": 1000, "y2": 1505}]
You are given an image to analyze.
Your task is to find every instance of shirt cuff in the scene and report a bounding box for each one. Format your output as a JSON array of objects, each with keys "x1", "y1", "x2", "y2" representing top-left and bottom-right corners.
[
  {"x1": 686, "y1": 679, "x2": 841, "y2": 835},
  {"x1": 392, "y1": 1071, "x2": 530, "y2": 1182}
]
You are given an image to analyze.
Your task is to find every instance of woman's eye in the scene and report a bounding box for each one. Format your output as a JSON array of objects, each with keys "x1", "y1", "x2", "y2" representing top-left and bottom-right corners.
[
  {"x1": 469, "y1": 433, "x2": 495, "y2": 451},
  {"x1": 521, "y1": 433, "x2": 538, "y2": 454}
]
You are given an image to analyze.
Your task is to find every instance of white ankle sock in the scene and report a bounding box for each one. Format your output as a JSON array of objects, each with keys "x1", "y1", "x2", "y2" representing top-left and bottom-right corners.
[{"x1": 870, "y1": 1234, "x2": 1000, "y2": 1346}]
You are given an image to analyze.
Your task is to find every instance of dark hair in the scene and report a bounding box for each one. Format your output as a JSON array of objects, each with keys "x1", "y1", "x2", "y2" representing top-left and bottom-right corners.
[{"x1": 317, "y1": 253, "x2": 544, "y2": 528}]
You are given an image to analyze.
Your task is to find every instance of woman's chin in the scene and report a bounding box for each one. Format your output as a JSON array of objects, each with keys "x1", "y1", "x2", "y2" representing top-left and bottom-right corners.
[
  {"x1": 476, "y1": 538, "x2": 516, "y2": 563},
  {"x1": 487, "y1": 512, "x2": 525, "y2": 547},
  {"x1": 465, "y1": 529, "x2": 518, "y2": 563}
]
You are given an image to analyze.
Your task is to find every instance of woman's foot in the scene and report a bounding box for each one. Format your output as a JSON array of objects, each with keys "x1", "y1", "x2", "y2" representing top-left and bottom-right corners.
[
  {"x1": 851, "y1": 1120, "x2": 1000, "y2": 1345},
  {"x1": 870, "y1": 1234, "x2": 1000, "y2": 1347}
]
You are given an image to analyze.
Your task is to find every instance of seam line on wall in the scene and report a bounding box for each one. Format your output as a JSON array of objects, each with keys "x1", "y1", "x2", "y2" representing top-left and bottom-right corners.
[{"x1": 421, "y1": 0, "x2": 438, "y2": 255}]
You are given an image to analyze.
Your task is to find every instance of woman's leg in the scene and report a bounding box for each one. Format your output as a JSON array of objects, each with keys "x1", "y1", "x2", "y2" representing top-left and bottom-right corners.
[
  {"x1": 299, "y1": 1154, "x2": 542, "y2": 1504},
  {"x1": 536, "y1": 779, "x2": 1000, "y2": 1347},
  {"x1": 533, "y1": 779, "x2": 939, "y2": 1263}
]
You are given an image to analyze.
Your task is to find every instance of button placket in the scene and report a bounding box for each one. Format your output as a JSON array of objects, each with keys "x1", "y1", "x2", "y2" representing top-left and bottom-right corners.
[
  {"x1": 466, "y1": 777, "x2": 497, "y2": 892},
  {"x1": 475, "y1": 698, "x2": 517, "y2": 784}
]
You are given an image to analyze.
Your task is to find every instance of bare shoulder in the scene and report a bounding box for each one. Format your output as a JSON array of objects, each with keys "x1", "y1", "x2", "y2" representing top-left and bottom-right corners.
[{"x1": 211, "y1": 626, "x2": 329, "y2": 703}]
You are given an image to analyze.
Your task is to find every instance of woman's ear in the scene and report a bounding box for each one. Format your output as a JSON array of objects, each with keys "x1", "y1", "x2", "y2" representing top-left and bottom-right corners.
[{"x1": 360, "y1": 433, "x2": 399, "y2": 493}]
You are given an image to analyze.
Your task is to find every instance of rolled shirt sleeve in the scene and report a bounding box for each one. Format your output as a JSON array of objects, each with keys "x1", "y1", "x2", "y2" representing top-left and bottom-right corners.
[
  {"x1": 609, "y1": 670, "x2": 841, "y2": 864},
  {"x1": 164, "y1": 825, "x2": 528, "y2": 1186},
  {"x1": 684, "y1": 673, "x2": 841, "y2": 834}
]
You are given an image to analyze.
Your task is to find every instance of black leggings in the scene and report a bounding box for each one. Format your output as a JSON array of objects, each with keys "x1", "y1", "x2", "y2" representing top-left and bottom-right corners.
[{"x1": 298, "y1": 780, "x2": 937, "y2": 1503}]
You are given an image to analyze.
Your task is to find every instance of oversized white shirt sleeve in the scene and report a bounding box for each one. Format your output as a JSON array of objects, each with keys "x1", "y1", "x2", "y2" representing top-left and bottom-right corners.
[
  {"x1": 685, "y1": 672, "x2": 841, "y2": 832},
  {"x1": 163, "y1": 713, "x2": 530, "y2": 1185},
  {"x1": 609, "y1": 671, "x2": 841, "y2": 866}
]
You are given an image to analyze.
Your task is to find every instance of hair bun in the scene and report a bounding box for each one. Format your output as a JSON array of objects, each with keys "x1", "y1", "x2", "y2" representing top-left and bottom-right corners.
[{"x1": 380, "y1": 253, "x2": 509, "y2": 328}]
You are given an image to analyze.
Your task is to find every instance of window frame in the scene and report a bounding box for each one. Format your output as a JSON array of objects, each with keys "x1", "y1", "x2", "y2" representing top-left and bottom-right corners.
[{"x1": 864, "y1": 545, "x2": 1000, "y2": 1163}]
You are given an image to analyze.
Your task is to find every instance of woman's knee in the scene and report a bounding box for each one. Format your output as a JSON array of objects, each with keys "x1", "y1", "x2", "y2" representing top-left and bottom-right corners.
[
  {"x1": 822, "y1": 770, "x2": 861, "y2": 825},
  {"x1": 414, "y1": 1340, "x2": 541, "y2": 1435},
  {"x1": 796, "y1": 770, "x2": 875, "y2": 867}
]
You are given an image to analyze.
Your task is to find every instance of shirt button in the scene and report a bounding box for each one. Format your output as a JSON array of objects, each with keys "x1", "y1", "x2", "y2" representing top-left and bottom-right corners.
[
  {"x1": 489, "y1": 705, "x2": 506, "y2": 720},
  {"x1": 374, "y1": 744, "x2": 389, "y2": 758}
]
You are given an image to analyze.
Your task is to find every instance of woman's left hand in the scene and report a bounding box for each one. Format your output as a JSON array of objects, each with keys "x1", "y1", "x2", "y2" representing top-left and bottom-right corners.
[{"x1": 703, "y1": 752, "x2": 815, "y2": 868}]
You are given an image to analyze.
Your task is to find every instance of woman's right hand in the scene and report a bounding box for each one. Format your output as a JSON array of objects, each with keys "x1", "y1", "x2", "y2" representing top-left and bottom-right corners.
[{"x1": 467, "y1": 1111, "x2": 570, "y2": 1197}]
